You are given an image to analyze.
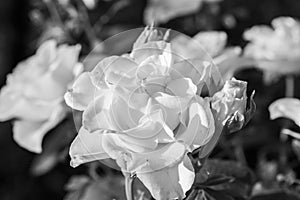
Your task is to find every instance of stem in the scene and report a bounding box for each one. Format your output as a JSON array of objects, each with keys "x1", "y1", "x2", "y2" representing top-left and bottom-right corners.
[
  {"x1": 44, "y1": 0, "x2": 64, "y2": 26},
  {"x1": 75, "y1": 0, "x2": 99, "y2": 49},
  {"x1": 88, "y1": 162, "x2": 100, "y2": 180},
  {"x1": 93, "y1": 0, "x2": 129, "y2": 31},
  {"x1": 43, "y1": 0, "x2": 71, "y2": 39},
  {"x1": 285, "y1": 75, "x2": 294, "y2": 97},
  {"x1": 185, "y1": 189, "x2": 198, "y2": 200},
  {"x1": 233, "y1": 139, "x2": 247, "y2": 165},
  {"x1": 125, "y1": 173, "x2": 134, "y2": 200}
]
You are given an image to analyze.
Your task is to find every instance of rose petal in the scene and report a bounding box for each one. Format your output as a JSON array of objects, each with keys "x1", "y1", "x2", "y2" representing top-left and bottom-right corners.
[
  {"x1": 99, "y1": 56, "x2": 138, "y2": 87},
  {"x1": 64, "y1": 72, "x2": 101, "y2": 111},
  {"x1": 13, "y1": 105, "x2": 66, "y2": 153},
  {"x1": 137, "y1": 154, "x2": 194, "y2": 200},
  {"x1": 176, "y1": 96, "x2": 215, "y2": 150},
  {"x1": 36, "y1": 40, "x2": 57, "y2": 66},
  {"x1": 82, "y1": 92, "x2": 115, "y2": 132},
  {"x1": 52, "y1": 44, "x2": 81, "y2": 86},
  {"x1": 166, "y1": 78, "x2": 197, "y2": 97},
  {"x1": 269, "y1": 98, "x2": 300, "y2": 127},
  {"x1": 131, "y1": 41, "x2": 169, "y2": 64},
  {"x1": 0, "y1": 91, "x2": 57, "y2": 121},
  {"x1": 70, "y1": 127, "x2": 109, "y2": 167},
  {"x1": 171, "y1": 59, "x2": 223, "y2": 95}
]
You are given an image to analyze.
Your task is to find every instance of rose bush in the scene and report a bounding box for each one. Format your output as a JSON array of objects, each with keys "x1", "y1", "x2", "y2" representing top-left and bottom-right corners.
[
  {"x1": 65, "y1": 27, "x2": 248, "y2": 200},
  {"x1": 0, "y1": 40, "x2": 82, "y2": 153}
]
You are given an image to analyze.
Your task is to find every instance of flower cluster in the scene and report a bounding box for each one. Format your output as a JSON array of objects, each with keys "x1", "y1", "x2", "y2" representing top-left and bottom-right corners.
[
  {"x1": 65, "y1": 27, "x2": 248, "y2": 199},
  {"x1": 0, "y1": 40, "x2": 82, "y2": 153}
]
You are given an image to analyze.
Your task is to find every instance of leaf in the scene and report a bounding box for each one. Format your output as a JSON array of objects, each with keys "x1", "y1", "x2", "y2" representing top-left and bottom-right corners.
[
  {"x1": 250, "y1": 190, "x2": 300, "y2": 200},
  {"x1": 292, "y1": 139, "x2": 300, "y2": 162},
  {"x1": 64, "y1": 174, "x2": 126, "y2": 200},
  {"x1": 195, "y1": 159, "x2": 255, "y2": 200},
  {"x1": 204, "y1": 188, "x2": 235, "y2": 200}
]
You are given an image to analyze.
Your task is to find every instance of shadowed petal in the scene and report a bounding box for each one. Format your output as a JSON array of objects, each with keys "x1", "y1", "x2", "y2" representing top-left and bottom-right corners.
[
  {"x1": 69, "y1": 127, "x2": 109, "y2": 167},
  {"x1": 13, "y1": 105, "x2": 66, "y2": 153},
  {"x1": 64, "y1": 72, "x2": 101, "y2": 111}
]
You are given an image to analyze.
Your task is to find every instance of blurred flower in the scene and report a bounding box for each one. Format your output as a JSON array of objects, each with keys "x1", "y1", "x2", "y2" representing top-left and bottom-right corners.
[
  {"x1": 82, "y1": 0, "x2": 98, "y2": 9},
  {"x1": 0, "y1": 40, "x2": 83, "y2": 153},
  {"x1": 144, "y1": 0, "x2": 203, "y2": 25},
  {"x1": 243, "y1": 17, "x2": 300, "y2": 80},
  {"x1": 269, "y1": 98, "x2": 300, "y2": 139},
  {"x1": 144, "y1": 0, "x2": 222, "y2": 25},
  {"x1": 269, "y1": 98, "x2": 300, "y2": 128},
  {"x1": 171, "y1": 31, "x2": 246, "y2": 80},
  {"x1": 65, "y1": 27, "x2": 232, "y2": 200}
]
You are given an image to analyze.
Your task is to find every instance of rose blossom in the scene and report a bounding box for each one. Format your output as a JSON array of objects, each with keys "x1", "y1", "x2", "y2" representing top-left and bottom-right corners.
[
  {"x1": 243, "y1": 17, "x2": 300, "y2": 75},
  {"x1": 0, "y1": 40, "x2": 82, "y2": 153},
  {"x1": 65, "y1": 27, "x2": 248, "y2": 200}
]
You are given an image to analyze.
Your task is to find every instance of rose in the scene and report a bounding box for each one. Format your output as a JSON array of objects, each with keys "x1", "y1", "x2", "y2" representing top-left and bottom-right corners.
[
  {"x1": 144, "y1": 0, "x2": 223, "y2": 25},
  {"x1": 171, "y1": 31, "x2": 249, "y2": 80},
  {"x1": 243, "y1": 17, "x2": 300, "y2": 77},
  {"x1": 199, "y1": 78, "x2": 248, "y2": 157},
  {"x1": 0, "y1": 40, "x2": 82, "y2": 153},
  {"x1": 65, "y1": 27, "x2": 247, "y2": 200}
]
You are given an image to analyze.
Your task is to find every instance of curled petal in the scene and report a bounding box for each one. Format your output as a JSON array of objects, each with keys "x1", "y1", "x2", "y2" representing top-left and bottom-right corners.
[
  {"x1": 131, "y1": 41, "x2": 169, "y2": 64},
  {"x1": 103, "y1": 57, "x2": 138, "y2": 87},
  {"x1": 171, "y1": 59, "x2": 223, "y2": 95},
  {"x1": 70, "y1": 127, "x2": 109, "y2": 167},
  {"x1": 64, "y1": 72, "x2": 101, "y2": 111},
  {"x1": 177, "y1": 97, "x2": 215, "y2": 150},
  {"x1": 13, "y1": 105, "x2": 66, "y2": 153},
  {"x1": 166, "y1": 78, "x2": 197, "y2": 97},
  {"x1": 269, "y1": 98, "x2": 300, "y2": 127},
  {"x1": 137, "y1": 154, "x2": 194, "y2": 200},
  {"x1": 82, "y1": 93, "x2": 115, "y2": 132}
]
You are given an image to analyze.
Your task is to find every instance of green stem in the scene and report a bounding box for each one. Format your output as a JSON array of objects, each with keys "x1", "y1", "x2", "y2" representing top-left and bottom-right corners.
[
  {"x1": 125, "y1": 173, "x2": 134, "y2": 200},
  {"x1": 75, "y1": 0, "x2": 99, "y2": 49},
  {"x1": 285, "y1": 75, "x2": 294, "y2": 97}
]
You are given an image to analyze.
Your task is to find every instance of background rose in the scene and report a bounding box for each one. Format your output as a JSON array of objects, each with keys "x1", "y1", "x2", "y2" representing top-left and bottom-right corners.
[
  {"x1": 171, "y1": 31, "x2": 250, "y2": 80},
  {"x1": 0, "y1": 40, "x2": 82, "y2": 153},
  {"x1": 243, "y1": 17, "x2": 300, "y2": 77}
]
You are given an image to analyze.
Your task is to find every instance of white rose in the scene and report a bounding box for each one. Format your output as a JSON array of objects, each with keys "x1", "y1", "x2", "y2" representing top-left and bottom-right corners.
[
  {"x1": 243, "y1": 17, "x2": 300, "y2": 76},
  {"x1": 65, "y1": 27, "x2": 247, "y2": 200},
  {"x1": 0, "y1": 40, "x2": 82, "y2": 153}
]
